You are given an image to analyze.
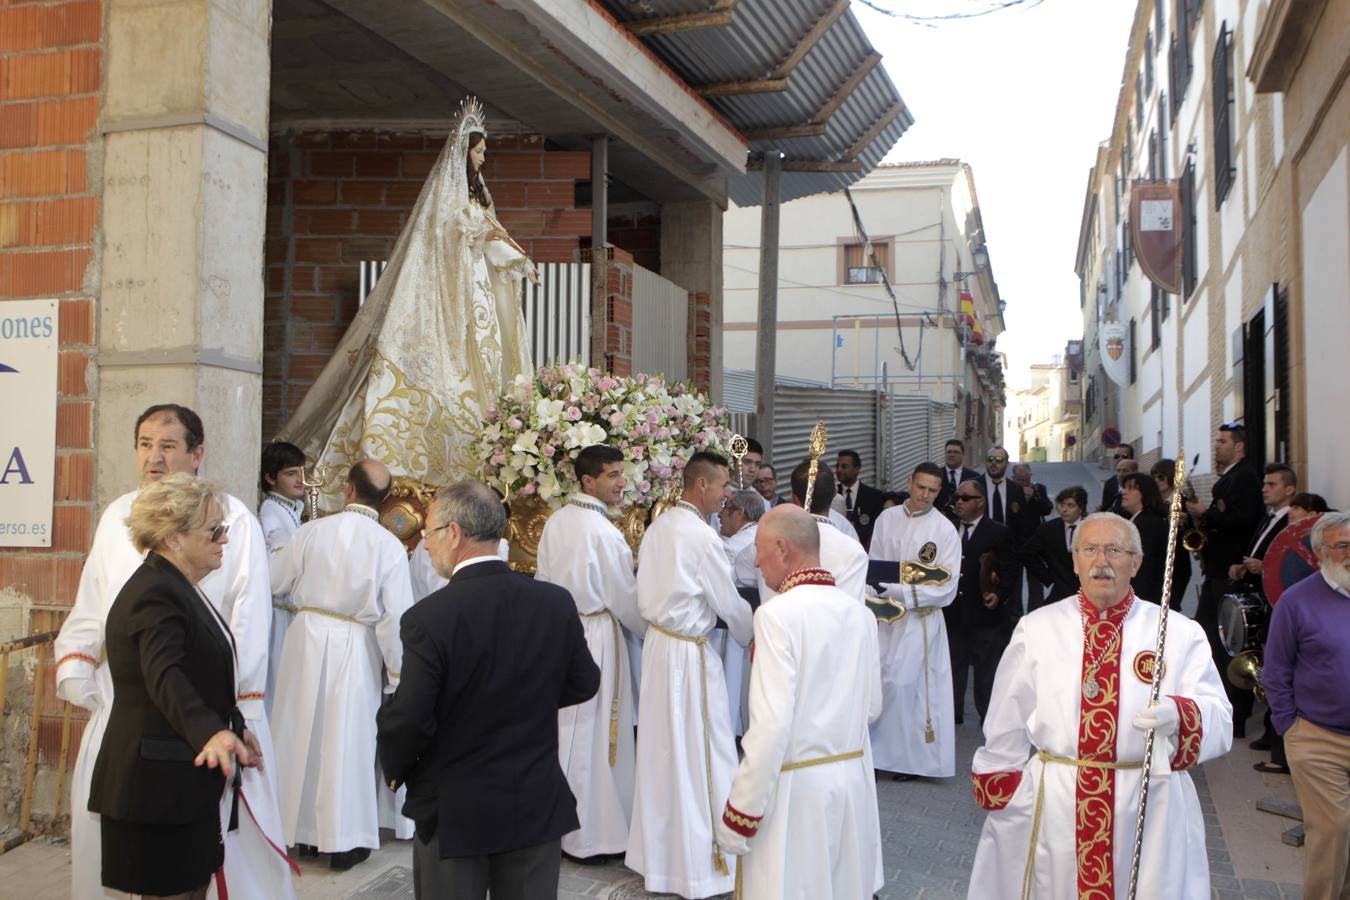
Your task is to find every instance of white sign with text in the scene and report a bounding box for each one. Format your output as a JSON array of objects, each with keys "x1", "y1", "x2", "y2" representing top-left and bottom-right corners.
[{"x1": 1, "y1": 299, "x2": 59, "y2": 547}]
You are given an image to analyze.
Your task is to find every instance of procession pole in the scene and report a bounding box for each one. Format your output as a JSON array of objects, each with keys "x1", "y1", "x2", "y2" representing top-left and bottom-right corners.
[
  {"x1": 801, "y1": 420, "x2": 828, "y2": 511},
  {"x1": 729, "y1": 434, "x2": 749, "y2": 490},
  {"x1": 301, "y1": 465, "x2": 327, "y2": 521},
  {"x1": 1126, "y1": 454, "x2": 1187, "y2": 899}
]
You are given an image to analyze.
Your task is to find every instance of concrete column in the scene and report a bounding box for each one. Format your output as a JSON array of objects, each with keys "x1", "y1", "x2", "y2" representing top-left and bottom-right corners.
[
  {"x1": 754, "y1": 153, "x2": 781, "y2": 447},
  {"x1": 96, "y1": 0, "x2": 272, "y2": 505},
  {"x1": 660, "y1": 199, "x2": 725, "y2": 398}
]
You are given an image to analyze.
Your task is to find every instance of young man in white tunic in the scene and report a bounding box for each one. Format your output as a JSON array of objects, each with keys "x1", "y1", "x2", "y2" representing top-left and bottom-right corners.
[
  {"x1": 258, "y1": 439, "x2": 307, "y2": 714},
  {"x1": 626, "y1": 451, "x2": 754, "y2": 899},
  {"x1": 968, "y1": 513, "x2": 1232, "y2": 899},
  {"x1": 867, "y1": 461, "x2": 961, "y2": 779},
  {"x1": 54, "y1": 404, "x2": 296, "y2": 900},
  {"x1": 718, "y1": 489, "x2": 764, "y2": 735},
  {"x1": 535, "y1": 444, "x2": 645, "y2": 860},
  {"x1": 269, "y1": 459, "x2": 414, "y2": 871},
  {"x1": 716, "y1": 505, "x2": 883, "y2": 899}
]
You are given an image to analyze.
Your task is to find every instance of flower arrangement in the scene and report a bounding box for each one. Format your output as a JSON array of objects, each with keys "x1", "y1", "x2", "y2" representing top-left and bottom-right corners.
[{"x1": 476, "y1": 363, "x2": 734, "y2": 508}]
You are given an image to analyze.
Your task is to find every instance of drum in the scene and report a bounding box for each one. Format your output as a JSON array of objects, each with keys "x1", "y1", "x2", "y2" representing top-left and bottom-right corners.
[{"x1": 1218, "y1": 592, "x2": 1266, "y2": 656}]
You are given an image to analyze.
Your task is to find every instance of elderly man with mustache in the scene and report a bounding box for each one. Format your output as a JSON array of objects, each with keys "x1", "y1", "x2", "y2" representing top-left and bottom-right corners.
[{"x1": 967, "y1": 513, "x2": 1232, "y2": 899}]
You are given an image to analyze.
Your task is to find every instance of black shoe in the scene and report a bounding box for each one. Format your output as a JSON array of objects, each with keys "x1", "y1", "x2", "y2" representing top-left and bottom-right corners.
[
  {"x1": 329, "y1": 847, "x2": 371, "y2": 871},
  {"x1": 1249, "y1": 736, "x2": 1273, "y2": 751},
  {"x1": 892, "y1": 772, "x2": 919, "y2": 782},
  {"x1": 1253, "y1": 761, "x2": 1291, "y2": 775},
  {"x1": 294, "y1": 843, "x2": 319, "y2": 858}
]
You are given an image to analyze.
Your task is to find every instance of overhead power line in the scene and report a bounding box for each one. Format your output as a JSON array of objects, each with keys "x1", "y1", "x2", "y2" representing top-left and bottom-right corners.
[{"x1": 857, "y1": 0, "x2": 1046, "y2": 24}]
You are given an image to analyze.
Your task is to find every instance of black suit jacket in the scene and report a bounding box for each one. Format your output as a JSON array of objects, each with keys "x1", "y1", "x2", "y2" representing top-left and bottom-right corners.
[
  {"x1": 936, "y1": 466, "x2": 982, "y2": 511},
  {"x1": 89, "y1": 552, "x2": 238, "y2": 825},
  {"x1": 1005, "y1": 482, "x2": 1053, "y2": 544},
  {"x1": 1130, "y1": 510, "x2": 1169, "y2": 603},
  {"x1": 377, "y1": 559, "x2": 600, "y2": 859},
  {"x1": 1100, "y1": 476, "x2": 1122, "y2": 513},
  {"x1": 1019, "y1": 518, "x2": 1080, "y2": 602},
  {"x1": 841, "y1": 480, "x2": 885, "y2": 548},
  {"x1": 1198, "y1": 459, "x2": 1264, "y2": 577},
  {"x1": 946, "y1": 518, "x2": 1018, "y2": 630},
  {"x1": 1232, "y1": 511, "x2": 1290, "y2": 593}
]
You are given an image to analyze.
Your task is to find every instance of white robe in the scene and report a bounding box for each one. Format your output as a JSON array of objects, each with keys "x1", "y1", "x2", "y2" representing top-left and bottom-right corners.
[
  {"x1": 718, "y1": 523, "x2": 757, "y2": 736},
  {"x1": 724, "y1": 582, "x2": 884, "y2": 899},
  {"x1": 626, "y1": 505, "x2": 754, "y2": 898},
  {"x1": 268, "y1": 508, "x2": 413, "y2": 852},
  {"x1": 408, "y1": 536, "x2": 508, "y2": 599},
  {"x1": 55, "y1": 490, "x2": 295, "y2": 900},
  {"x1": 536, "y1": 500, "x2": 644, "y2": 857},
  {"x1": 968, "y1": 596, "x2": 1232, "y2": 899},
  {"x1": 259, "y1": 492, "x2": 303, "y2": 717},
  {"x1": 827, "y1": 506, "x2": 861, "y2": 542},
  {"x1": 867, "y1": 503, "x2": 960, "y2": 777}
]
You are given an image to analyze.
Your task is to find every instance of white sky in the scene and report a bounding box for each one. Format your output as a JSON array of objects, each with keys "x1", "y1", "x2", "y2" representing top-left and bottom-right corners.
[{"x1": 856, "y1": 0, "x2": 1138, "y2": 390}]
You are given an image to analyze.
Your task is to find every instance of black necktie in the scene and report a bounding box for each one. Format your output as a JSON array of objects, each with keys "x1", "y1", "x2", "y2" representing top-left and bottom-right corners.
[
  {"x1": 1066, "y1": 523, "x2": 1076, "y2": 552},
  {"x1": 962, "y1": 522, "x2": 972, "y2": 549},
  {"x1": 991, "y1": 482, "x2": 1004, "y2": 522},
  {"x1": 845, "y1": 487, "x2": 854, "y2": 512},
  {"x1": 949, "y1": 469, "x2": 958, "y2": 490}
]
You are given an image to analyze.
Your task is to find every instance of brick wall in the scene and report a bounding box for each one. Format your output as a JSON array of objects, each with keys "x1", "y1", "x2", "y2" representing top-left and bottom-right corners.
[
  {"x1": 690, "y1": 291, "x2": 712, "y2": 393},
  {"x1": 263, "y1": 130, "x2": 594, "y2": 439},
  {"x1": 0, "y1": 0, "x2": 102, "y2": 632},
  {"x1": 0, "y1": 0, "x2": 104, "y2": 798}
]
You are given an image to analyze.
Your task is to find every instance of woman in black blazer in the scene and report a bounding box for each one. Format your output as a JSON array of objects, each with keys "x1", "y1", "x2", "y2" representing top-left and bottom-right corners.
[
  {"x1": 88, "y1": 473, "x2": 259, "y2": 898},
  {"x1": 1121, "y1": 473, "x2": 1171, "y2": 606}
]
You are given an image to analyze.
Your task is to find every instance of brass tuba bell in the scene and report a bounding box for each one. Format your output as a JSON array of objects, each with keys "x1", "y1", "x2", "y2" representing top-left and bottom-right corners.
[
  {"x1": 1181, "y1": 522, "x2": 1207, "y2": 553},
  {"x1": 1226, "y1": 650, "x2": 1266, "y2": 704}
]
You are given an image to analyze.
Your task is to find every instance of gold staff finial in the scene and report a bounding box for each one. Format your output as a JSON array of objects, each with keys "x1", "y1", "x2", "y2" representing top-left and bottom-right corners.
[
  {"x1": 728, "y1": 433, "x2": 749, "y2": 489},
  {"x1": 802, "y1": 419, "x2": 828, "y2": 512},
  {"x1": 301, "y1": 464, "x2": 328, "y2": 522}
]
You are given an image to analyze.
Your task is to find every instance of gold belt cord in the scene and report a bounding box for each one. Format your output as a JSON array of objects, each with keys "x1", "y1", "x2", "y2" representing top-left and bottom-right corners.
[
  {"x1": 581, "y1": 609, "x2": 623, "y2": 767},
  {"x1": 650, "y1": 623, "x2": 729, "y2": 877},
  {"x1": 297, "y1": 606, "x2": 363, "y2": 625},
  {"x1": 914, "y1": 585, "x2": 935, "y2": 743},
  {"x1": 781, "y1": 749, "x2": 865, "y2": 771},
  {"x1": 1021, "y1": 749, "x2": 1144, "y2": 900}
]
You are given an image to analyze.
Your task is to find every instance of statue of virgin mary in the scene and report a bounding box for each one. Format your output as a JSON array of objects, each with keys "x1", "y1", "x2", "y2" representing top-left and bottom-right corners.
[{"x1": 281, "y1": 98, "x2": 537, "y2": 509}]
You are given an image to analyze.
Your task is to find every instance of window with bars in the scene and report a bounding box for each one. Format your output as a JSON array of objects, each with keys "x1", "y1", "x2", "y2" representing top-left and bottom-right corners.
[
  {"x1": 1129, "y1": 318, "x2": 1138, "y2": 384},
  {"x1": 1157, "y1": 91, "x2": 1169, "y2": 179},
  {"x1": 1136, "y1": 75, "x2": 1145, "y2": 131},
  {"x1": 1213, "y1": 21, "x2": 1236, "y2": 207},
  {"x1": 1145, "y1": 30, "x2": 1155, "y2": 93},
  {"x1": 1148, "y1": 130, "x2": 1159, "y2": 181},
  {"x1": 1181, "y1": 160, "x2": 1197, "y2": 298},
  {"x1": 1125, "y1": 119, "x2": 1134, "y2": 174},
  {"x1": 1150, "y1": 286, "x2": 1163, "y2": 350},
  {"x1": 1169, "y1": 0, "x2": 1197, "y2": 116},
  {"x1": 843, "y1": 242, "x2": 886, "y2": 284},
  {"x1": 1154, "y1": 0, "x2": 1165, "y2": 43}
]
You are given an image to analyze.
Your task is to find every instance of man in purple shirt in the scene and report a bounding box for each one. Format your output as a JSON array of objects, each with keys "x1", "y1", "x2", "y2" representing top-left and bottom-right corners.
[{"x1": 1263, "y1": 510, "x2": 1350, "y2": 900}]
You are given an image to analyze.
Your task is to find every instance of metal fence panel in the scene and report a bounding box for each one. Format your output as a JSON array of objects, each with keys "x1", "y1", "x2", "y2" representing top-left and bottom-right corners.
[
  {"x1": 632, "y1": 264, "x2": 688, "y2": 382},
  {"x1": 889, "y1": 393, "x2": 931, "y2": 486},
  {"x1": 928, "y1": 401, "x2": 958, "y2": 463},
  {"x1": 771, "y1": 384, "x2": 880, "y2": 488},
  {"x1": 522, "y1": 262, "x2": 591, "y2": 367}
]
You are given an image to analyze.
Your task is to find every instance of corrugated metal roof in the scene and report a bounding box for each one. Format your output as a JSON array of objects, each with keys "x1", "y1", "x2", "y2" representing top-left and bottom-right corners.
[
  {"x1": 722, "y1": 368, "x2": 830, "y2": 413},
  {"x1": 598, "y1": 1, "x2": 913, "y2": 206}
]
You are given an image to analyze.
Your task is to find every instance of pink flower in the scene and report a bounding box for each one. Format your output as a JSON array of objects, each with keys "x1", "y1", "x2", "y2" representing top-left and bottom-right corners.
[
  {"x1": 645, "y1": 410, "x2": 660, "y2": 425},
  {"x1": 541, "y1": 444, "x2": 555, "y2": 458},
  {"x1": 609, "y1": 412, "x2": 625, "y2": 428},
  {"x1": 565, "y1": 406, "x2": 582, "y2": 421},
  {"x1": 638, "y1": 480, "x2": 651, "y2": 493},
  {"x1": 491, "y1": 452, "x2": 506, "y2": 466},
  {"x1": 507, "y1": 416, "x2": 523, "y2": 430},
  {"x1": 518, "y1": 482, "x2": 536, "y2": 496},
  {"x1": 656, "y1": 427, "x2": 670, "y2": 440}
]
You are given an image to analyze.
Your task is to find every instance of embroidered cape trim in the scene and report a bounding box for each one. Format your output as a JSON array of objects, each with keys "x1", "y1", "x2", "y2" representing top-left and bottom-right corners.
[{"x1": 777, "y1": 567, "x2": 837, "y2": 593}]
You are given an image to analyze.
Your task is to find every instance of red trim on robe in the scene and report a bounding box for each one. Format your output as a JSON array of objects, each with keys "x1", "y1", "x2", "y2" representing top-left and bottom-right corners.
[
  {"x1": 971, "y1": 770, "x2": 1021, "y2": 810},
  {"x1": 56, "y1": 652, "x2": 97, "y2": 669},
  {"x1": 1075, "y1": 591, "x2": 1134, "y2": 900},
  {"x1": 1168, "y1": 695, "x2": 1202, "y2": 770},
  {"x1": 722, "y1": 801, "x2": 762, "y2": 837}
]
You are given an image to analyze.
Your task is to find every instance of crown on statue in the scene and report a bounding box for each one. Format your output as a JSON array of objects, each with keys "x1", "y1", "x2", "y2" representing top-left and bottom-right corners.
[{"x1": 454, "y1": 96, "x2": 487, "y2": 144}]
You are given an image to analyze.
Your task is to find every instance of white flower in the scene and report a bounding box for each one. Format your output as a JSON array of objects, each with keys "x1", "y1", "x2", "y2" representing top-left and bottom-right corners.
[
  {"x1": 561, "y1": 421, "x2": 607, "y2": 449},
  {"x1": 536, "y1": 470, "x2": 561, "y2": 501}
]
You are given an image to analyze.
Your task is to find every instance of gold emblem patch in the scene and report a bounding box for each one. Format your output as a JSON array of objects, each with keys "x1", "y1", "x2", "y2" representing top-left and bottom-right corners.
[
  {"x1": 1133, "y1": 650, "x2": 1165, "y2": 684},
  {"x1": 919, "y1": 541, "x2": 937, "y2": 564}
]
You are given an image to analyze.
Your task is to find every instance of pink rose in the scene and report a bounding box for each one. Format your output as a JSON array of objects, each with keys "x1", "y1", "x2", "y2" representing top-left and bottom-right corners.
[
  {"x1": 507, "y1": 416, "x2": 523, "y2": 430},
  {"x1": 565, "y1": 406, "x2": 582, "y2": 421},
  {"x1": 541, "y1": 444, "x2": 555, "y2": 458},
  {"x1": 518, "y1": 482, "x2": 536, "y2": 496},
  {"x1": 491, "y1": 452, "x2": 506, "y2": 466}
]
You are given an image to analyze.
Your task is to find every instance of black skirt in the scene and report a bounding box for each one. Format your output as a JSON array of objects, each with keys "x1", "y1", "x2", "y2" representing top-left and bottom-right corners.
[{"x1": 101, "y1": 814, "x2": 223, "y2": 896}]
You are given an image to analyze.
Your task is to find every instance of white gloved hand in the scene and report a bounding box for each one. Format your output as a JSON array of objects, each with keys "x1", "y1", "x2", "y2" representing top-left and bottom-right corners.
[
  {"x1": 1132, "y1": 700, "x2": 1180, "y2": 738},
  {"x1": 714, "y1": 815, "x2": 751, "y2": 857},
  {"x1": 878, "y1": 582, "x2": 907, "y2": 603},
  {"x1": 57, "y1": 675, "x2": 100, "y2": 712}
]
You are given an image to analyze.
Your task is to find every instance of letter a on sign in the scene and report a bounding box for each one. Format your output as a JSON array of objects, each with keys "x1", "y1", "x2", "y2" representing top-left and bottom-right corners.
[{"x1": 2, "y1": 447, "x2": 33, "y2": 484}]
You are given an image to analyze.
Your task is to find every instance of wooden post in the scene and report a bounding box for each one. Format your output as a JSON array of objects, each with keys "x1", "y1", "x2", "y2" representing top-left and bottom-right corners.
[{"x1": 754, "y1": 152, "x2": 781, "y2": 449}]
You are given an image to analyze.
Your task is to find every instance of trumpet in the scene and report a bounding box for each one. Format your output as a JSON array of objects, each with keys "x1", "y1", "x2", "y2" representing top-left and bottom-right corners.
[
  {"x1": 1227, "y1": 650, "x2": 1266, "y2": 704},
  {"x1": 1181, "y1": 516, "x2": 1206, "y2": 553}
]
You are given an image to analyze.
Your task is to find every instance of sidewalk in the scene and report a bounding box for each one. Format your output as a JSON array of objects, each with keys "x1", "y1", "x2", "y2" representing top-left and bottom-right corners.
[{"x1": 1, "y1": 704, "x2": 1304, "y2": 899}]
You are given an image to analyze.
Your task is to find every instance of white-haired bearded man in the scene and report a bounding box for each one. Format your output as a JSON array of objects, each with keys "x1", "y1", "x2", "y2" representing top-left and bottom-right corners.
[{"x1": 968, "y1": 512, "x2": 1231, "y2": 899}]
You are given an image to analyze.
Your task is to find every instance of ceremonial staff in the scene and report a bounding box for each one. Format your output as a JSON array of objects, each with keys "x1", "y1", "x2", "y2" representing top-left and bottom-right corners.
[
  {"x1": 728, "y1": 434, "x2": 749, "y2": 489},
  {"x1": 801, "y1": 420, "x2": 828, "y2": 511},
  {"x1": 301, "y1": 465, "x2": 327, "y2": 522},
  {"x1": 1126, "y1": 454, "x2": 1187, "y2": 899}
]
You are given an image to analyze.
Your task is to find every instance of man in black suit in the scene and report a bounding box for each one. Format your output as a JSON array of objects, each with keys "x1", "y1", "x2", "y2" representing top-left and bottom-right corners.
[
  {"x1": 936, "y1": 439, "x2": 981, "y2": 514},
  {"x1": 1184, "y1": 423, "x2": 1264, "y2": 737},
  {"x1": 1229, "y1": 462, "x2": 1296, "y2": 768},
  {"x1": 378, "y1": 481, "x2": 600, "y2": 900},
  {"x1": 835, "y1": 449, "x2": 885, "y2": 548},
  {"x1": 944, "y1": 480, "x2": 1018, "y2": 724},
  {"x1": 753, "y1": 464, "x2": 789, "y2": 508},
  {"x1": 1007, "y1": 463, "x2": 1053, "y2": 610},
  {"x1": 1098, "y1": 443, "x2": 1135, "y2": 512},
  {"x1": 1019, "y1": 486, "x2": 1087, "y2": 610}
]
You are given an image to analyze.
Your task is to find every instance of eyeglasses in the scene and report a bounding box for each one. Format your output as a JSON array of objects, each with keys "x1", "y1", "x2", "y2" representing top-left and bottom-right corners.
[
  {"x1": 986, "y1": 455, "x2": 1008, "y2": 463},
  {"x1": 203, "y1": 523, "x2": 229, "y2": 543},
  {"x1": 1074, "y1": 544, "x2": 1136, "y2": 560},
  {"x1": 955, "y1": 494, "x2": 983, "y2": 502},
  {"x1": 421, "y1": 522, "x2": 453, "y2": 540},
  {"x1": 1325, "y1": 541, "x2": 1350, "y2": 553},
  {"x1": 1113, "y1": 453, "x2": 1131, "y2": 460}
]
